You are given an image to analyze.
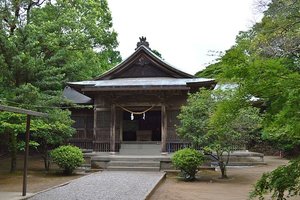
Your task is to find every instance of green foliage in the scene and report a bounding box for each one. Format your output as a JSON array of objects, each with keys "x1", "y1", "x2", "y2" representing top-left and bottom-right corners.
[
  {"x1": 31, "y1": 109, "x2": 75, "y2": 171},
  {"x1": 171, "y1": 148, "x2": 204, "y2": 181},
  {"x1": 250, "y1": 158, "x2": 300, "y2": 200},
  {"x1": 50, "y1": 145, "x2": 84, "y2": 175},
  {"x1": 0, "y1": 111, "x2": 26, "y2": 172},
  {"x1": 252, "y1": 0, "x2": 300, "y2": 64},
  {"x1": 17, "y1": 141, "x2": 40, "y2": 152},
  {"x1": 0, "y1": 112, "x2": 26, "y2": 134},
  {"x1": 0, "y1": 0, "x2": 119, "y2": 171},
  {"x1": 0, "y1": 0, "x2": 120, "y2": 91},
  {"x1": 151, "y1": 49, "x2": 163, "y2": 58},
  {"x1": 195, "y1": 62, "x2": 224, "y2": 78},
  {"x1": 177, "y1": 89, "x2": 262, "y2": 178},
  {"x1": 31, "y1": 109, "x2": 75, "y2": 146},
  {"x1": 199, "y1": 0, "x2": 300, "y2": 196},
  {"x1": 177, "y1": 90, "x2": 215, "y2": 145}
]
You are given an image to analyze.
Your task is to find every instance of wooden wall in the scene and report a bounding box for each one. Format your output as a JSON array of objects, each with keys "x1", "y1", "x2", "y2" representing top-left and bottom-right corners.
[
  {"x1": 69, "y1": 90, "x2": 191, "y2": 152},
  {"x1": 68, "y1": 108, "x2": 94, "y2": 149}
]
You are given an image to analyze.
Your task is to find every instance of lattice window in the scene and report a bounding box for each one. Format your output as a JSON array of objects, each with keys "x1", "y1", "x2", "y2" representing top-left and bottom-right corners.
[
  {"x1": 71, "y1": 116, "x2": 85, "y2": 128},
  {"x1": 86, "y1": 116, "x2": 93, "y2": 129},
  {"x1": 167, "y1": 110, "x2": 180, "y2": 126},
  {"x1": 97, "y1": 111, "x2": 111, "y2": 128}
]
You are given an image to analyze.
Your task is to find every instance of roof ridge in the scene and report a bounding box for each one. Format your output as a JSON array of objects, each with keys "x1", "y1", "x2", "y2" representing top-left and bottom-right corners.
[{"x1": 94, "y1": 44, "x2": 194, "y2": 80}]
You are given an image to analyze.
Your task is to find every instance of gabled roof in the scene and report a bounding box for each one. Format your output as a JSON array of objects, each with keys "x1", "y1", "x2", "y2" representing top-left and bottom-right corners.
[
  {"x1": 63, "y1": 86, "x2": 93, "y2": 104},
  {"x1": 95, "y1": 45, "x2": 194, "y2": 80},
  {"x1": 67, "y1": 37, "x2": 216, "y2": 93},
  {"x1": 68, "y1": 77, "x2": 215, "y2": 92}
]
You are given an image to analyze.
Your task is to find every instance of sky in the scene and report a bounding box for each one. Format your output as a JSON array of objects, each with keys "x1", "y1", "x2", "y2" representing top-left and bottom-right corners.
[{"x1": 107, "y1": 0, "x2": 262, "y2": 75}]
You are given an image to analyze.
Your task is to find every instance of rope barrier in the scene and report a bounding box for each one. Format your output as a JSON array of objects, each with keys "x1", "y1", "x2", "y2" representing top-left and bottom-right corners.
[{"x1": 116, "y1": 104, "x2": 155, "y2": 120}]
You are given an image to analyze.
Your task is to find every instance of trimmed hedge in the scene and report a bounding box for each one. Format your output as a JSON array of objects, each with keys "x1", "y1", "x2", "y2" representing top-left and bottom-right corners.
[
  {"x1": 171, "y1": 148, "x2": 204, "y2": 181},
  {"x1": 50, "y1": 145, "x2": 84, "y2": 175}
]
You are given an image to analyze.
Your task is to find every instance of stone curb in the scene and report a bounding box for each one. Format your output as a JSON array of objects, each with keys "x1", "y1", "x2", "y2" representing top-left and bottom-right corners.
[{"x1": 144, "y1": 172, "x2": 166, "y2": 200}]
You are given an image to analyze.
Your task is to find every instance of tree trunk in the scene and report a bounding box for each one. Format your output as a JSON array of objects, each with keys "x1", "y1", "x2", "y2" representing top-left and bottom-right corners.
[
  {"x1": 278, "y1": 190, "x2": 284, "y2": 200},
  {"x1": 9, "y1": 132, "x2": 17, "y2": 173},
  {"x1": 219, "y1": 161, "x2": 228, "y2": 179},
  {"x1": 43, "y1": 155, "x2": 50, "y2": 171},
  {"x1": 42, "y1": 144, "x2": 50, "y2": 171}
]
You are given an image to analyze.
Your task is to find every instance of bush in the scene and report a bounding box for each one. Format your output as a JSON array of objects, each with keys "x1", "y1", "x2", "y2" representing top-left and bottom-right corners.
[
  {"x1": 50, "y1": 145, "x2": 84, "y2": 175},
  {"x1": 171, "y1": 148, "x2": 204, "y2": 181}
]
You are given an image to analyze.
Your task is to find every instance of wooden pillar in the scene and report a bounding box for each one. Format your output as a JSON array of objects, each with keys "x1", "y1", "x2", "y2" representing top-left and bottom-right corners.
[
  {"x1": 120, "y1": 110, "x2": 123, "y2": 142},
  {"x1": 110, "y1": 104, "x2": 116, "y2": 152},
  {"x1": 93, "y1": 107, "x2": 97, "y2": 148},
  {"x1": 22, "y1": 115, "x2": 31, "y2": 196},
  {"x1": 161, "y1": 104, "x2": 167, "y2": 153}
]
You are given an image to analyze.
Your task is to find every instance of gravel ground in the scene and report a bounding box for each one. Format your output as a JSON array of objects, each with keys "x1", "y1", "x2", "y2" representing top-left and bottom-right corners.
[{"x1": 29, "y1": 171, "x2": 165, "y2": 200}]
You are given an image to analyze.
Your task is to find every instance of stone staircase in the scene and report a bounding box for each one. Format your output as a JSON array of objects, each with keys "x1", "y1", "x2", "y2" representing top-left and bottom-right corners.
[
  {"x1": 106, "y1": 143, "x2": 161, "y2": 171},
  {"x1": 119, "y1": 143, "x2": 161, "y2": 155},
  {"x1": 107, "y1": 159, "x2": 160, "y2": 171}
]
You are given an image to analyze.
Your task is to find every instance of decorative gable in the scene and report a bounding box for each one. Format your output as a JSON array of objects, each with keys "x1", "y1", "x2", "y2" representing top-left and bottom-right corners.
[
  {"x1": 110, "y1": 54, "x2": 175, "y2": 78},
  {"x1": 95, "y1": 37, "x2": 194, "y2": 80}
]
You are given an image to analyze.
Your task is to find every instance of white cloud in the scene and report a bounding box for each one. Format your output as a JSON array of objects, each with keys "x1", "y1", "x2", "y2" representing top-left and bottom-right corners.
[{"x1": 107, "y1": 0, "x2": 261, "y2": 75}]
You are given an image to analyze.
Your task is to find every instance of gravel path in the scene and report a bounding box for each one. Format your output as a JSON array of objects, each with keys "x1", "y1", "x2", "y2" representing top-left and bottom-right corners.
[{"x1": 29, "y1": 171, "x2": 165, "y2": 200}]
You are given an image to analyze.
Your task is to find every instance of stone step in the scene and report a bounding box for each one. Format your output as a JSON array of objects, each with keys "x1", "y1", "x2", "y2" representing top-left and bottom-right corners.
[
  {"x1": 77, "y1": 163, "x2": 92, "y2": 172},
  {"x1": 108, "y1": 161, "x2": 160, "y2": 167},
  {"x1": 107, "y1": 166, "x2": 160, "y2": 171},
  {"x1": 121, "y1": 144, "x2": 161, "y2": 149},
  {"x1": 91, "y1": 155, "x2": 170, "y2": 163},
  {"x1": 81, "y1": 149, "x2": 93, "y2": 153},
  {"x1": 81, "y1": 163, "x2": 91, "y2": 167},
  {"x1": 119, "y1": 149, "x2": 161, "y2": 155},
  {"x1": 211, "y1": 161, "x2": 266, "y2": 166},
  {"x1": 119, "y1": 144, "x2": 161, "y2": 155}
]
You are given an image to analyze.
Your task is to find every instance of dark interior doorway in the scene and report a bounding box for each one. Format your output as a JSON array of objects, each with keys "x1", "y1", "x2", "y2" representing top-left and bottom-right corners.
[{"x1": 122, "y1": 111, "x2": 161, "y2": 141}]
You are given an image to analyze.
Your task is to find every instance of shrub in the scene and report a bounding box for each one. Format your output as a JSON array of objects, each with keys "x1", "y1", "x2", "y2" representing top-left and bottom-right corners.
[
  {"x1": 50, "y1": 145, "x2": 84, "y2": 175},
  {"x1": 171, "y1": 148, "x2": 204, "y2": 181}
]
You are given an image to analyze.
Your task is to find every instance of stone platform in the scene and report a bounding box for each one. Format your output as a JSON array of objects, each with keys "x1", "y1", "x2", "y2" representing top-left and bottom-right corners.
[{"x1": 84, "y1": 150, "x2": 265, "y2": 171}]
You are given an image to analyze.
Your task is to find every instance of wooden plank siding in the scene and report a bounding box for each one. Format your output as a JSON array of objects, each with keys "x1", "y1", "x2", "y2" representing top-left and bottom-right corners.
[{"x1": 68, "y1": 91, "x2": 195, "y2": 153}]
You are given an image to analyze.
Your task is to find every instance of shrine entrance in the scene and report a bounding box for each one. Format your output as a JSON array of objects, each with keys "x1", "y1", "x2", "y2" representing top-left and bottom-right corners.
[
  {"x1": 122, "y1": 110, "x2": 161, "y2": 142},
  {"x1": 66, "y1": 37, "x2": 216, "y2": 153}
]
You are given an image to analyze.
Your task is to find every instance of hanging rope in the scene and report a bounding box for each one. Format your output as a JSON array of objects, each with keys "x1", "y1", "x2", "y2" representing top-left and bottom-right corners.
[
  {"x1": 116, "y1": 104, "x2": 154, "y2": 120},
  {"x1": 116, "y1": 104, "x2": 154, "y2": 115}
]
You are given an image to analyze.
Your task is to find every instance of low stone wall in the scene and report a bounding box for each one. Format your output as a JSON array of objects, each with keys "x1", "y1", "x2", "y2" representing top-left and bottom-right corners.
[{"x1": 86, "y1": 150, "x2": 265, "y2": 171}]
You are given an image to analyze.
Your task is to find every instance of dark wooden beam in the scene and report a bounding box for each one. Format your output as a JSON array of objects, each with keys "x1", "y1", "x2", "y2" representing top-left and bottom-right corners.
[
  {"x1": 93, "y1": 108, "x2": 97, "y2": 144},
  {"x1": 82, "y1": 86, "x2": 189, "y2": 92},
  {"x1": 115, "y1": 103, "x2": 162, "y2": 107},
  {"x1": 0, "y1": 105, "x2": 48, "y2": 117},
  {"x1": 110, "y1": 104, "x2": 116, "y2": 152},
  {"x1": 161, "y1": 104, "x2": 167, "y2": 153},
  {"x1": 95, "y1": 108, "x2": 110, "y2": 111},
  {"x1": 22, "y1": 115, "x2": 30, "y2": 196}
]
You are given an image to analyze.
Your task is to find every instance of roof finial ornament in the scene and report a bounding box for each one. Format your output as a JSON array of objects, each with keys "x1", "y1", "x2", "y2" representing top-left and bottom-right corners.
[{"x1": 136, "y1": 36, "x2": 150, "y2": 50}]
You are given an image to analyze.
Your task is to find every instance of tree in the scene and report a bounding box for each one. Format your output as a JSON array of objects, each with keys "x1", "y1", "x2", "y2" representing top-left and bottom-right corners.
[
  {"x1": 195, "y1": 62, "x2": 224, "y2": 78},
  {"x1": 213, "y1": 0, "x2": 300, "y2": 154},
  {"x1": 31, "y1": 109, "x2": 75, "y2": 171},
  {"x1": 250, "y1": 158, "x2": 300, "y2": 200},
  {"x1": 201, "y1": 0, "x2": 299, "y2": 196},
  {"x1": 0, "y1": 0, "x2": 121, "y2": 91},
  {"x1": 0, "y1": 0, "x2": 120, "y2": 171},
  {"x1": 177, "y1": 89, "x2": 262, "y2": 178},
  {"x1": 0, "y1": 84, "x2": 75, "y2": 171},
  {"x1": 0, "y1": 112, "x2": 25, "y2": 172},
  {"x1": 252, "y1": 0, "x2": 300, "y2": 65}
]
